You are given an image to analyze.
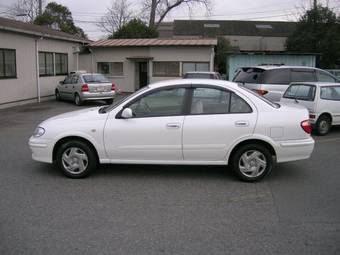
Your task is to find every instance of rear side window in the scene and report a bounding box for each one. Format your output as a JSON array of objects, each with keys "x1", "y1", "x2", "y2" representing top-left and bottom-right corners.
[
  {"x1": 230, "y1": 93, "x2": 252, "y2": 113},
  {"x1": 263, "y1": 69, "x2": 290, "y2": 84},
  {"x1": 317, "y1": 71, "x2": 336, "y2": 82},
  {"x1": 291, "y1": 69, "x2": 316, "y2": 82},
  {"x1": 283, "y1": 85, "x2": 316, "y2": 101},
  {"x1": 320, "y1": 86, "x2": 340, "y2": 101},
  {"x1": 233, "y1": 68, "x2": 264, "y2": 83}
]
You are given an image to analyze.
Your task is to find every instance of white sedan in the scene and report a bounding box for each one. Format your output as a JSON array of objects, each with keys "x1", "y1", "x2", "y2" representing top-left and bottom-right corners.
[{"x1": 29, "y1": 79, "x2": 315, "y2": 182}]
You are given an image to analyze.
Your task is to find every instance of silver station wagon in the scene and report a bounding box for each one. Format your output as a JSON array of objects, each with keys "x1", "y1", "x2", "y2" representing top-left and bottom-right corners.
[{"x1": 55, "y1": 71, "x2": 116, "y2": 105}]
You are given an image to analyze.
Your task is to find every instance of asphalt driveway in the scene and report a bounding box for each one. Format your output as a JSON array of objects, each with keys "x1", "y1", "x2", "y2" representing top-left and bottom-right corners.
[{"x1": 0, "y1": 100, "x2": 339, "y2": 255}]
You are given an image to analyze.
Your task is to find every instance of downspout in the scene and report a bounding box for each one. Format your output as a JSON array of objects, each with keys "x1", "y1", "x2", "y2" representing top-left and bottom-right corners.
[
  {"x1": 210, "y1": 46, "x2": 215, "y2": 72},
  {"x1": 35, "y1": 38, "x2": 42, "y2": 103}
]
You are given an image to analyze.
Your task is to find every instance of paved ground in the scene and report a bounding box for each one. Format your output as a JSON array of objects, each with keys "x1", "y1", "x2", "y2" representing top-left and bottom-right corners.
[{"x1": 0, "y1": 100, "x2": 339, "y2": 255}]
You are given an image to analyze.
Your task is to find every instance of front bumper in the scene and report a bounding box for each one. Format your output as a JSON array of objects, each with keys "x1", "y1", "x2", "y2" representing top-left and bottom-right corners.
[
  {"x1": 29, "y1": 137, "x2": 54, "y2": 163},
  {"x1": 275, "y1": 137, "x2": 315, "y2": 163}
]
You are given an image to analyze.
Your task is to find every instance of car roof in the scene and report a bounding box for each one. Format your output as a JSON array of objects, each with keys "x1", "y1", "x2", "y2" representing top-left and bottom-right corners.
[
  {"x1": 240, "y1": 65, "x2": 320, "y2": 70},
  {"x1": 289, "y1": 82, "x2": 340, "y2": 87},
  {"x1": 148, "y1": 79, "x2": 237, "y2": 89}
]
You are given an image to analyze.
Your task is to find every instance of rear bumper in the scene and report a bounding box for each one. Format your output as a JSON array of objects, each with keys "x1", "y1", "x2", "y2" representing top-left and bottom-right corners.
[
  {"x1": 80, "y1": 91, "x2": 115, "y2": 101},
  {"x1": 275, "y1": 137, "x2": 315, "y2": 163}
]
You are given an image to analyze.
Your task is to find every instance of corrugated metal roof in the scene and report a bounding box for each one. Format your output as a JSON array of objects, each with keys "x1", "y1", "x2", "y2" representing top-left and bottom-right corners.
[
  {"x1": 89, "y1": 38, "x2": 217, "y2": 47},
  {"x1": 0, "y1": 17, "x2": 90, "y2": 43}
]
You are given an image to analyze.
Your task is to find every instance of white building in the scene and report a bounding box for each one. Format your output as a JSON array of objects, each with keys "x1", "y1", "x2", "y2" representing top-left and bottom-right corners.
[
  {"x1": 0, "y1": 17, "x2": 88, "y2": 109},
  {"x1": 79, "y1": 38, "x2": 217, "y2": 92}
]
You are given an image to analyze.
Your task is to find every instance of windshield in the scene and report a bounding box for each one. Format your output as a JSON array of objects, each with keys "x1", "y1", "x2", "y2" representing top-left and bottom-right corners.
[
  {"x1": 239, "y1": 86, "x2": 280, "y2": 108},
  {"x1": 233, "y1": 68, "x2": 265, "y2": 83},
  {"x1": 83, "y1": 74, "x2": 110, "y2": 83}
]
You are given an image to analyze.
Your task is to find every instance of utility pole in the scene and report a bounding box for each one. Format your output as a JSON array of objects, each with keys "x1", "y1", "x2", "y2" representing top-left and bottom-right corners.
[{"x1": 39, "y1": 0, "x2": 42, "y2": 16}]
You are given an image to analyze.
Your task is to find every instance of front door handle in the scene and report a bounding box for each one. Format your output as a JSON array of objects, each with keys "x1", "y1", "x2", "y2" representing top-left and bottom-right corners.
[
  {"x1": 235, "y1": 120, "x2": 249, "y2": 127},
  {"x1": 166, "y1": 123, "x2": 180, "y2": 129}
]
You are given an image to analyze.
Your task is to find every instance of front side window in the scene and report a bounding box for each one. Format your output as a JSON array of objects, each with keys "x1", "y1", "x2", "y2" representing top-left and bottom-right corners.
[
  {"x1": 0, "y1": 48, "x2": 16, "y2": 79},
  {"x1": 317, "y1": 70, "x2": 336, "y2": 82},
  {"x1": 55, "y1": 53, "x2": 68, "y2": 75},
  {"x1": 283, "y1": 84, "x2": 316, "y2": 101},
  {"x1": 97, "y1": 62, "x2": 123, "y2": 76},
  {"x1": 39, "y1": 52, "x2": 54, "y2": 76},
  {"x1": 182, "y1": 62, "x2": 209, "y2": 74},
  {"x1": 153, "y1": 62, "x2": 180, "y2": 77},
  {"x1": 190, "y1": 87, "x2": 230, "y2": 114},
  {"x1": 129, "y1": 87, "x2": 186, "y2": 118},
  {"x1": 320, "y1": 86, "x2": 340, "y2": 101}
]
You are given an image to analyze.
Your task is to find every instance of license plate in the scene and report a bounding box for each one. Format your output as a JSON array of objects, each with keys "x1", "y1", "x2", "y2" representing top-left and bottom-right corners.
[{"x1": 96, "y1": 86, "x2": 105, "y2": 92}]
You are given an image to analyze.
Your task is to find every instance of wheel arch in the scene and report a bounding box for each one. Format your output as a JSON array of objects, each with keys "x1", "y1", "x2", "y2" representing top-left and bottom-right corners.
[
  {"x1": 52, "y1": 136, "x2": 99, "y2": 164},
  {"x1": 227, "y1": 138, "x2": 277, "y2": 165}
]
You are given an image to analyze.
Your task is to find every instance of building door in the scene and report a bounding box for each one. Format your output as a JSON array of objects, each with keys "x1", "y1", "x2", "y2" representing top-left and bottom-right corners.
[{"x1": 139, "y1": 62, "x2": 148, "y2": 88}]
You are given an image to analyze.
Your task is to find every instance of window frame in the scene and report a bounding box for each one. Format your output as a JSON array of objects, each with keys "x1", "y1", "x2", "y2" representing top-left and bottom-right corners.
[
  {"x1": 188, "y1": 85, "x2": 253, "y2": 115},
  {"x1": 153, "y1": 61, "x2": 180, "y2": 77},
  {"x1": 0, "y1": 48, "x2": 17, "y2": 79},
  {"x1": 182, "y1": 61, "x2": 210, "y2": 75},
  {"x1": 97, "y1": 62, "x2": 124, "y2": 77},
  {"x1": 55, "y1": 53, "x2": 68, "y2": 76},
  {"x1": 39, "y1": 51, "x2": 54, "y2": 77}
]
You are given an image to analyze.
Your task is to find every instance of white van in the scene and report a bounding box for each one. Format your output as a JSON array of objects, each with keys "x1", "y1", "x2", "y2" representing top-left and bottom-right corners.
[{"x1": 280, "y1": 82, "x2": 340, "y2": 135}]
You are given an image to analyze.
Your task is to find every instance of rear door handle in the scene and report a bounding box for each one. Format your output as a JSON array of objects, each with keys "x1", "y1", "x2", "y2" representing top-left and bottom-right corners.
[
  {"x1": 235, "y1": 121, "x2": 249, "y2": 127},
  {"x1": 166, "y1": 123, "x2": 180, "y2": 129}
]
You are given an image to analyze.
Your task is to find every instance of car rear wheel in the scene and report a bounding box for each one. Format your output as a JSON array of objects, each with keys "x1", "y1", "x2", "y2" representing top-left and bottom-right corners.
[
  {"x1": 315, "y1": 115, "x2": 331, "y2": 136},
  {"x1": 55, "y1": 90, "x2": 61, "y2": 101},
  {"x1": 231, "y1": 144, "x2": 272, "y2": 182},
  {"x1": 74, "y1": 93, "x2": 82, "y2": 106},
  {"x1": 56, "y1": 140, "x2": 97, "y2": 178}
]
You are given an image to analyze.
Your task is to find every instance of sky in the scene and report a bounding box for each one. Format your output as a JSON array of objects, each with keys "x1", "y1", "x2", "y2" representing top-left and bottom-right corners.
[{"x1": 0, "y1": 0, "x2": 339, "y2": 39}]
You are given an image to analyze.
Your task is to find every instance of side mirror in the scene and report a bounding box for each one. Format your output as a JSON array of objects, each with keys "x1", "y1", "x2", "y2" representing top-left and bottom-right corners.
[
  {"x1": 59, "y1": 81, "x2": 64, "y2": 85},
  {"x1": 121, "y1": 108, "x2": 133, "y2": 119}
]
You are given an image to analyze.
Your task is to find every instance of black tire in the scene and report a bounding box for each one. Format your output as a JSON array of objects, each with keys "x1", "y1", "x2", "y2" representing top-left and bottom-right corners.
[
  {"x1": 56, "y1": 140, "x2": 97, "y2": 178},
  {"x1": 315, "y1": 115, "x2": 331, "y2": 136},
  {"x1": 55, "y1": 90, "x2": 61, "y2": 101},
  {"x1": 231, "y1": 144, "x2": 273, "y2": 182},
  {"x1": 106, "y1": 99, "x2": 114, "y2": 105},
  {"x1": 74, "y1": 93, "x2": 83, "y2": 106}
]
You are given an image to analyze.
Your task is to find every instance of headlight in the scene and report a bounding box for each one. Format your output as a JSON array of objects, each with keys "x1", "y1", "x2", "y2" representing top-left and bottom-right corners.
[{"x1": 33, "y1": 127, "x2": 45, "y2": 137}]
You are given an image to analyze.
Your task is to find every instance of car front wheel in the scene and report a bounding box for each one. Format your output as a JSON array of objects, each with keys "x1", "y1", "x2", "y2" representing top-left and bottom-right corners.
[
  {"x1": 231, "y1": 144, "x2": 273, "y2": 182},
  {"x1": 56, "y1": 140, "x2": 97, "y2": 178}
]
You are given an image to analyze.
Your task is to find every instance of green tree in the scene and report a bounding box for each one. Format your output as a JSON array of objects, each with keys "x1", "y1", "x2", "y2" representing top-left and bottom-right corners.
[
  {"x1": 109, "y1": 18, "x2": 158, "y2": 39},
  {"x1": 215, "y1": 37, "x2": 235, "y2": 76},
  {"x1": 34, "y1": 2, "x2": 87, "y2": 39},
  {"x1": 286, "y1": 4, "x2": 340, "y2": 68}
]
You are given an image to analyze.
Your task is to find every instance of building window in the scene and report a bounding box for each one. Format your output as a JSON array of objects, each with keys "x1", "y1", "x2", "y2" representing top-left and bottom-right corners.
[
  {"x1": 182, "y1": 62, "x2": 209, "y2": 75},
  {"x1": 97, "y1": 62, "x2": 123, "y2": 76},
  {"x1": 0, "y1": 48, "x2": 16, "y2": 79},
  {"x1": 39, "y1": 52, "x2": 54, "y2": 76},
  {"x1": 153, "y1": 61, "x2": 180, "y2": 77},
  {"x1": 55, "y1": 53, "x2": 68, "y2": 75}
]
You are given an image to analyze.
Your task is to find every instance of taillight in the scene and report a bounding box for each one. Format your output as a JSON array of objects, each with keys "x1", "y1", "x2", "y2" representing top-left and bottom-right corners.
[
  {"x1": 111, "y1": 83, "x2": 116, "y2": 91},
  {"x1": 301, "y1": 120, "x2": 312, "y2": 134},
  {"x1": 255, "y1": 89, "x2": 268, "y2": 96},
  {"x1": 81, "y1": 84, "x2": 89, "y2": 92}
]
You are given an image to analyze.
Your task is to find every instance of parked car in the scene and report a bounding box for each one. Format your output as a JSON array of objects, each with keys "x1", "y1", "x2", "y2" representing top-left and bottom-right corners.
[
  {"x1": 233, "y1": 66, "x2": 338, "y2": 102},
  {"x1": 183, "y1": 71, "x2": 222, "y2": 80},
  {"x1": 280, "y1": 82, "x2": 340, "y2": 135},
  {"x1": 29, "y1": 79, "x2": 314, "y2": 182},
  {"x1": 55, "y1": 71, "x2": 116, "y2": 105},
  {"x1": 326, "y1": 69, "x2": 340, "y2": 80}
]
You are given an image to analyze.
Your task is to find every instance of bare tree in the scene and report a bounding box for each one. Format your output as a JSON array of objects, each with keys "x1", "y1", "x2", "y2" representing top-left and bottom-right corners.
[
  {"x1": 145, "y1": 0, "x2": 212, "y2": 28},
  {"x1": 7, "y1": 0, "x2": 45, "y2": 23},
  {"x1": 97, "y1": 0, "x2": 133, "y2": 35}
]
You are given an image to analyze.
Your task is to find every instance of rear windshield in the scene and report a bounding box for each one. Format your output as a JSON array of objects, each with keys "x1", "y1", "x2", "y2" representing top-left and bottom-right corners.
[
  {"x1": 283, "y1": 84, "x2": 316, "y2": 101},
  {"x1": 184, "y1": 73, "x2": 214, "y2": 79},
  {"x1": 233, "y1": 68, "x2": 264, "y2": 83},
  {"x1": 82, "y1": 74, "x2": 110, "y2": 83}
]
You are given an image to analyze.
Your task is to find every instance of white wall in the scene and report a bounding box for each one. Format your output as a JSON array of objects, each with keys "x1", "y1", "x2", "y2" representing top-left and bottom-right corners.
[
  {"x1": 79, "y1": 46, "x2": 213, "y2": 92},
  {"x1": 0, "y1": 30, "x2": 81, "y2": 107}
]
